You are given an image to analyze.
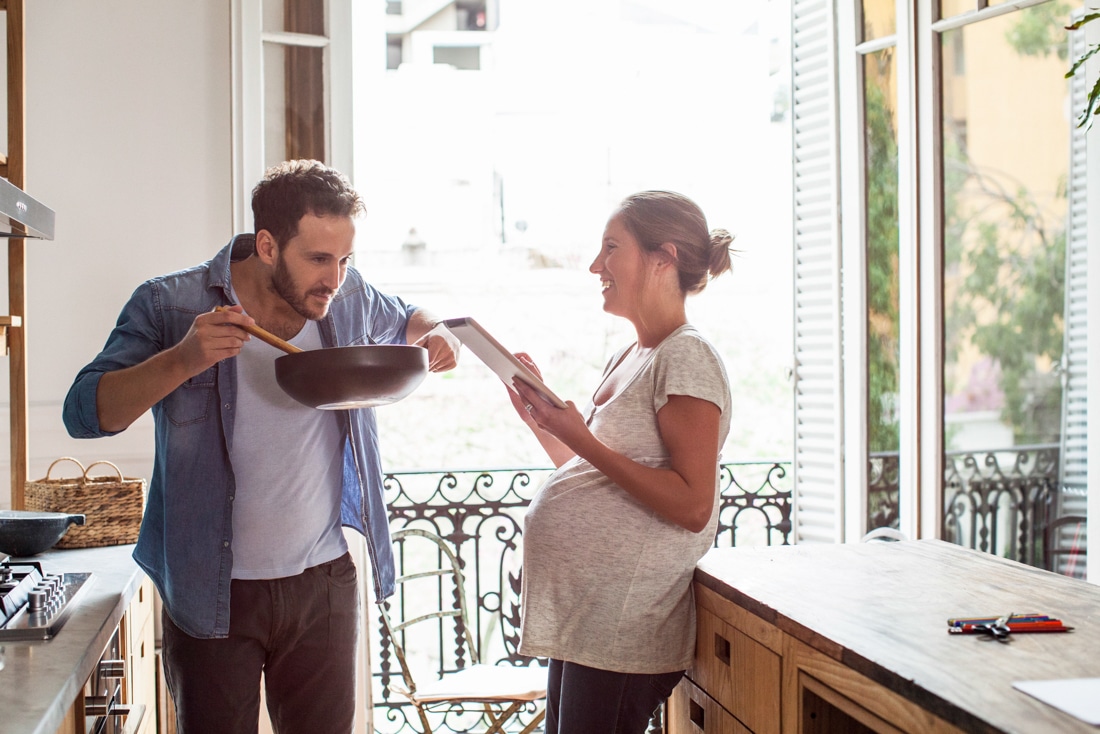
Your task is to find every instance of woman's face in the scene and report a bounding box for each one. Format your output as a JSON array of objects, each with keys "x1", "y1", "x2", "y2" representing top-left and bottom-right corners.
[{"x1": 590, "y1": 210, "x2": 650, "y2": 320}]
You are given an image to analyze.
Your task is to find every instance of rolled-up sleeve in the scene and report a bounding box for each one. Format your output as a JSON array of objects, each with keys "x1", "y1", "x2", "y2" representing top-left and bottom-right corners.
[{"x1": 63, "y1": 281, "x2": 165, "y2": 439}]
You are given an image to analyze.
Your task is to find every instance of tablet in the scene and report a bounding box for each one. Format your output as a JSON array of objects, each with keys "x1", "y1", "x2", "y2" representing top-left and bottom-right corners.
[{"x1": 442, "y1": 317, "x2": 567, "y2": 409}]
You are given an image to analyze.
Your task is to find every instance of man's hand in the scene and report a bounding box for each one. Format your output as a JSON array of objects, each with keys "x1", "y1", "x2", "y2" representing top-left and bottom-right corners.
[
  {"x1": 413, "y1": 323, "x2": 461, "y2": 372},
  {"x1": 175, "y1": 305, "x2": 256, "y2": 378},
  {"x1": 95, "y1": 305, "x2": 254, "y2": 432}
]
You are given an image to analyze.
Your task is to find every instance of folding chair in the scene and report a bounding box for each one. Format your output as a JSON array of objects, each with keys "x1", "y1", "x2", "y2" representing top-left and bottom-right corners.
[{"x1": 379, "y1": 528, "x2": 546, "y2": 734}]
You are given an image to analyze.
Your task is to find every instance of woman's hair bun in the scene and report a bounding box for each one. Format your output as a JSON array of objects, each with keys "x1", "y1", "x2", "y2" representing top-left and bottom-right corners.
[{"x1": 708, "y1": 229, "x2": 735, "y2": 278}]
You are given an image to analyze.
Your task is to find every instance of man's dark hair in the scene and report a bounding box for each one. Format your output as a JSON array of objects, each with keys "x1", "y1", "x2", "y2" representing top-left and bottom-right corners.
[{"x1": 251, "y1": 159, "x2": 366, "y2": 246}]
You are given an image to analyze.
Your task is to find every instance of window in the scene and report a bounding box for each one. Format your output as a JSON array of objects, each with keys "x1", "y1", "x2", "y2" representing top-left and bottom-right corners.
[
  {"x1": 433, "y1": 45, "x2": 481, "y2": 70},
  {"x1": 263, "y1": 0, "x2": 327, "y2": 164},
  {"x1": 863, "y1": 45, "x2": 900, "y2": 533},
  {"x1": 231, "y1": 0, "x2": 352, "y2": 231},
  {"x1": 938, "y1": 3, "x2": 1084, "y2": 571},
  {"x1": 388, "y1": 36, "x2": 403, "y2": 70},
  {"x1": 796, "y1": 0, "x2": 1088, "y2": 577}
]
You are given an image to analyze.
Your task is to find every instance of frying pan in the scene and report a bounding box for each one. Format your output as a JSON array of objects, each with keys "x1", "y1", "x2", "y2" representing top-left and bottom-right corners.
[{"x1": 216, "y1": 307, "x2": 428, "y2": 409}]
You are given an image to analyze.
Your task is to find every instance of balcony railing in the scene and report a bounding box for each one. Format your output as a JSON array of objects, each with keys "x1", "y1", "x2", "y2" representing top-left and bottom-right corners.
[
  {"x1": 869, "y1": 444, "x2": 1085, "y2": 575},
  {"x1": 370, "y1": 460, "x2": 791, "y2": 733},
  {"x1": 370, "y1": 450, "x2": 1082, "y2": 732}
]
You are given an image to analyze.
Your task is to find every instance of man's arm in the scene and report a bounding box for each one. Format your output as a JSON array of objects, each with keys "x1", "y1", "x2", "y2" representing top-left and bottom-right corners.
[
  {"x1": 96, "y1": 306, "x2": 256, "y2": 432},
  {"x1": 407, "y1": 309, "x2": 460, "y2": 372}
]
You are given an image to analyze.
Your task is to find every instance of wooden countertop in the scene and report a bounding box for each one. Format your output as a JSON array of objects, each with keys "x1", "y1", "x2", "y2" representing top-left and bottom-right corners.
[
  {"x1": 0, "y1": 544, "x2": 145, "y2": 734},
  {"x1": 695, "y1": 539, "x2": 1099, "y2": 734}
]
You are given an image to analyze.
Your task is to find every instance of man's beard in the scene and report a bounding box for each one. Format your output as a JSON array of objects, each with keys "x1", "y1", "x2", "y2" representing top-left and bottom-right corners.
[{"x1": 272, "y1": 258, "x2": 334, "y2": 321}]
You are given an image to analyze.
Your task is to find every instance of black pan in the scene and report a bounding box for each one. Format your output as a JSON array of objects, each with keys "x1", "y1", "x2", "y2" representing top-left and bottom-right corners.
[
  {"x1": 222, "y1": 309, "x2": 428, "y2": 410},
  {"x1": 0, "y1": 510, "x2": 86, "y2": 557}
]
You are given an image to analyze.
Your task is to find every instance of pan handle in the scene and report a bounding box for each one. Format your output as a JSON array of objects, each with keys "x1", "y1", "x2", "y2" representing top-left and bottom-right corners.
[{"x1": 213, "y1": 306, "x2": 304, "y2": 354}]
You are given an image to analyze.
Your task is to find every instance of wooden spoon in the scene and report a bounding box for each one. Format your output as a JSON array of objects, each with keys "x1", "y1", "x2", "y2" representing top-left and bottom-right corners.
[{"x1": 213, "y1": 306, "x2": 303, "y2": 354}]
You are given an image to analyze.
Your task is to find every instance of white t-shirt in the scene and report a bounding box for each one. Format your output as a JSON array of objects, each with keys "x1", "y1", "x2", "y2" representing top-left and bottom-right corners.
[
  {"x1": 519, "y1": 325, "x2": 732, "y2": 673},
  {"x1": 229, "y1": 319, "x2": 348, "y2": 579}
]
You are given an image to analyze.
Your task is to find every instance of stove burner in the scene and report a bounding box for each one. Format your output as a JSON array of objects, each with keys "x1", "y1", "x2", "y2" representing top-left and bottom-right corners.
[{"x1": 0, "y1": 558, "x2": 93, "y2": 640}]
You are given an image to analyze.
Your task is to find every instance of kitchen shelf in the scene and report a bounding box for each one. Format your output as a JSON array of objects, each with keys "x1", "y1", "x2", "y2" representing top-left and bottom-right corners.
[
  {"x1": 2, "y1": 0, "x2": 31, "y2": 508},
  {"x1": 0, "y1": 315, "x2": 22, "y2": 355}
]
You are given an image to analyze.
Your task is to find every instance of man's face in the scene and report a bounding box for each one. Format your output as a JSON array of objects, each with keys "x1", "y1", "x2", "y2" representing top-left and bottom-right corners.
[{"x1": 271, "y1": 213, "x2": 355, "y2": 321}]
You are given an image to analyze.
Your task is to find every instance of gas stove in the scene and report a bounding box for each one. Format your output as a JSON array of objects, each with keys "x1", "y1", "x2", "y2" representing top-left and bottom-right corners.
[{"x1": 0, "y1": 553, "x2": 94, "y2": 640}]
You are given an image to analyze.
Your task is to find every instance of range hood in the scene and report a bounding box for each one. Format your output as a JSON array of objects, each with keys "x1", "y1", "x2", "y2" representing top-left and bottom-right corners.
[{"x1": 0, "y1": 175, "x2": 54, "y2": 240}]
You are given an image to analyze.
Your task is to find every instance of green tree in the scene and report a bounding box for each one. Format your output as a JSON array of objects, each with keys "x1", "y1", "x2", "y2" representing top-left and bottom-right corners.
[
  {"x1": 865, "y1": 64, "x2": 900, "y2": 454},
  {"x1": 1008, "y1": 1, "x2": 1071, "y2": 60},
  {"x1": 938, "y1": 7, "x2": 1069, "y2": 445},
  {"x1": 942, "y1": 154, "x2": 1066, "y2": 444}
]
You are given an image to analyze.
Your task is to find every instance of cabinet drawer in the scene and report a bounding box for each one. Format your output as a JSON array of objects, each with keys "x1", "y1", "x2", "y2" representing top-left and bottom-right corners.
[
  {"x1": 128, "y1": 614, "x2": 157, "y2": 734},
  {"x1": 691, "y1": 604, "x2": 781, "y2": 734},
  {"x1": 668, "y1": 678, "x2": 753, "y2": 734},
  {"x1": 120, "y1": 576, "x2": 157, "y2": 734},
  {"x1": 129, "y1": 577, "x2": 156, "y2": 632}
]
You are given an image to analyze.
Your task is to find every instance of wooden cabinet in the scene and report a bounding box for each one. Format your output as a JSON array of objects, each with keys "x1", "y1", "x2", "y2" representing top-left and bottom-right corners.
[
  {"x1": 669, "y1": 540, "x2": 1100, "y2": 734},
  {"x1": 52, "y1": 576, "x2": 159, "y2": 734},
  {"x1": 668, "y1": 677, "x2": 753, "y2": 734},
  {"x1": 121, "y1": 576, "x2": 157, "y2": 734},
  {"x1": 669, "y1": 585, "x2": 783, "y2": 734},
  {"x1": 779, "y1": 635, "x2": 960, "y2": 734}
]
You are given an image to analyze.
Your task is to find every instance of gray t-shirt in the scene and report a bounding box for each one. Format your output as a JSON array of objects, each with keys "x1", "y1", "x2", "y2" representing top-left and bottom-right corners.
[{"x1": 519, "y1": 325, "x2": 732, "y2": 673}]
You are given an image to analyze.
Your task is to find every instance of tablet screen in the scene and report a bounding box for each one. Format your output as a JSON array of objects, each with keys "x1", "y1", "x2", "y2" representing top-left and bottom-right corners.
[{"x1": 442, "y1": 317, "x2": 567, "y2": 409}]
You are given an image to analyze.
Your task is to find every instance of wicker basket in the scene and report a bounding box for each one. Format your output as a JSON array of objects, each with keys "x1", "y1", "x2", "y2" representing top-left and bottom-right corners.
[{"x1": 25, "y1": 457, "x2": 146, "y2": 548}]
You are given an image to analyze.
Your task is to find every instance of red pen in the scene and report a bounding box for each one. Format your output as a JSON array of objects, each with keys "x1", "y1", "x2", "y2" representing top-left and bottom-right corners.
[{"x1": 1005, "y1": 621, "x2": 1074, "y2": 633}]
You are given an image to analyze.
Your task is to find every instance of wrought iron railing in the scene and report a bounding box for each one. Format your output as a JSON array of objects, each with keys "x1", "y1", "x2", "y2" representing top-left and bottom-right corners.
[
  {"x1": 370, "y1": 460, "x2": 792, "y2": 733},
  {"x1": 943, "y1": 444, "x2": 1064, "y2": 568},
  {"x1": 868, "y1": 444, "x2": 1083, "y2": 574},
  {"x1": 370, "y1": 450, "x2": 1082, "y2": 732}
]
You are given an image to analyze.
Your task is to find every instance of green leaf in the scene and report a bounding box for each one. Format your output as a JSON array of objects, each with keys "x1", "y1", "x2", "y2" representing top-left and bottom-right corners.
[
  {"x1": 1065, "y1": 11, "x2": 1100, "y2": 31},
  {"x1": 1077, "y1": 73, "x2": 1100, "y2": 129},
  {"x1": 1065, "y1": 43, "x2": 1100, "y2": 78}
]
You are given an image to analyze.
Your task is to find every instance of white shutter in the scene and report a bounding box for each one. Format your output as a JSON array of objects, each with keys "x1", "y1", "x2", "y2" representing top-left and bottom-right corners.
[
  {"x1": 1059, "y1": 16, "x2": 1088, "y2": 522},
  {"x1": 791, "y1": 0, "x2": 844, "y2": 544}
]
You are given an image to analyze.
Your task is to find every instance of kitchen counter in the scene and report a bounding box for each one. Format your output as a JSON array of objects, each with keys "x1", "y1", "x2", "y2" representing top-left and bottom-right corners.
[
  {"x1": 0, "y1": 544, "x2": 145, "y2": 734},
  {"x1": 675, "y1": 539, "x2": 1100, "y2": 733}
]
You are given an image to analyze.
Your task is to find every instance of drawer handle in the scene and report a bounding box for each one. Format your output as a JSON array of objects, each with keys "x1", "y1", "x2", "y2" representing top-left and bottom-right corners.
[
  {"x1": 690, "y1": 698, "x2": 705, "y2": 729},
  {"x1": 714, "y1": 632, "x2": 731, "y2": 666}
]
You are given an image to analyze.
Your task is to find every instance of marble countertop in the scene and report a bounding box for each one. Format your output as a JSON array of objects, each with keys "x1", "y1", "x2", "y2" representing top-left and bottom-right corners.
[{"x1": 0, "y1": 544, "x2": 145, "y2": 734}]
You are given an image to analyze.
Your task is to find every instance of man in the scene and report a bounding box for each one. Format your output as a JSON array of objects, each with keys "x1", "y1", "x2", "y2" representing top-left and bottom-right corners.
[{"x1": 63, "y1": 160, "x2": 460, "y2": 733}]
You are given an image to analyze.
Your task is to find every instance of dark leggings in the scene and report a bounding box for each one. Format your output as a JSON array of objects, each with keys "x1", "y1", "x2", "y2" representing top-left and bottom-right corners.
[{"x1": 544, "y1": 658, "x2": 685, "y2": 734}]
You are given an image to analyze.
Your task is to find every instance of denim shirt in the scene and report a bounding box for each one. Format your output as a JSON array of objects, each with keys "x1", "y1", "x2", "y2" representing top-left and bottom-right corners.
[{"x1": 62, "y1": 235, "x2": 410, "y2": 638}]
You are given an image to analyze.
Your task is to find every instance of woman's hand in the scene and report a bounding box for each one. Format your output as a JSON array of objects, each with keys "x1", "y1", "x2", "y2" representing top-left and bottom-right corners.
[
  {"x1": 505, "y1": 352, "x2": 542, "y2": 423},
  {"x1": 507, "y1": 353, "x2": 579, "y2": 468},
  {"x1": 512, "y1": 378, "x2": 591, "y2": 453}
]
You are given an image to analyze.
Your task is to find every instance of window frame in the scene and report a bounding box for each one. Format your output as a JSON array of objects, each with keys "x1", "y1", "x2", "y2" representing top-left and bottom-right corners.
[
  {"x1": 822, "y1": 0, "x2": 1092, "y2": 556},
  {"x1": 230, "y1": 0, "x2": 354, "y2": 233}
]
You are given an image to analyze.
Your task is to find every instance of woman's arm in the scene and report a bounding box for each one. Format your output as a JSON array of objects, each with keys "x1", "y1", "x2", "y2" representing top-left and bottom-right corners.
[{"x1": 514, "y1": 381, "x2": 721, "y2": 532}]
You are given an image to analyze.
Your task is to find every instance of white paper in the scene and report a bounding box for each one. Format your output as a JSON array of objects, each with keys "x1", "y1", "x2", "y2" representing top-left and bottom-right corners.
[{"x1": 1012, "y1": 678, "x2": 1100, "y2": 725}]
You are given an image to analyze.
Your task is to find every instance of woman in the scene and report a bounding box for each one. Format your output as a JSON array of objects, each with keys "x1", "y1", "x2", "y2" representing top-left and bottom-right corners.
[{"x1": 510, "y1": 190, "x2": 735, "y2": 733}]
